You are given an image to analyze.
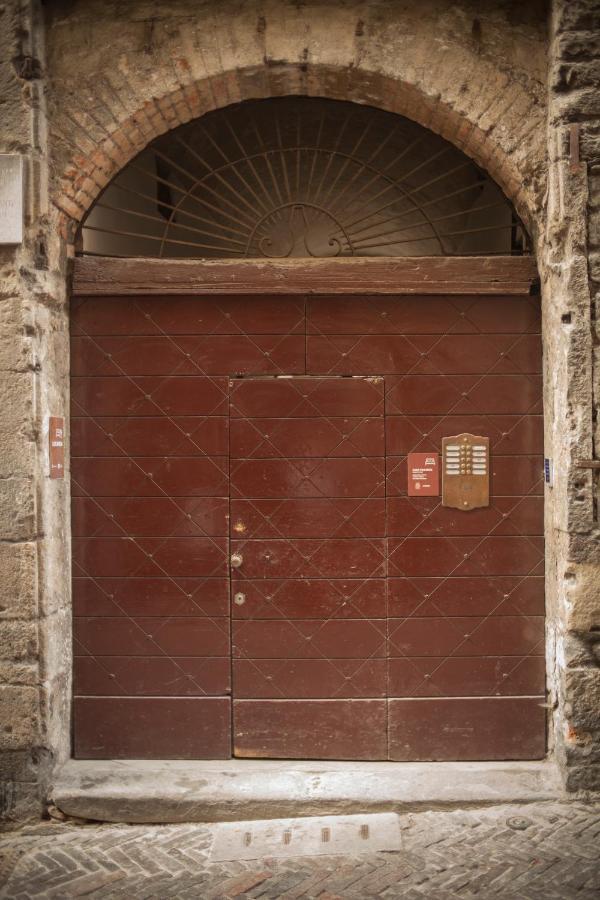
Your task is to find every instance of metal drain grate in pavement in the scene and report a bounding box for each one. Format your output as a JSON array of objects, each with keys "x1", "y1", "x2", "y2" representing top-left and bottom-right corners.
[{"x1": 208, "y1": 813, "x2": 401, "y2": 861}]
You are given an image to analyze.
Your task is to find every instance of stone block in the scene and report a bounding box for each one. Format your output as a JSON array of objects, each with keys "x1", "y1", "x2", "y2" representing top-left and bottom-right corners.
[
  {"x1": 563, "y1": 562, "x2": 600, "y2": 632},
  {"x1": 0, "y1": 686, "x2": 40, "y2": 751},
  {"x1": 557, "y1": 30, "x2": 600, "y2": 61},
  {"x1": 0, "y1": 779, "x2": 42, "y2": 828},
  {"x1": 0, "y1": 478, "x2": 36, "y2": 541},
  {"x1": 581, "y1": 127, "x2": 600, "y2": 167},
  {"x1": 0, "y1": 256, "x2": 30, "y2": 301},
  {"x1": 565, "y1": 668, "x2": 600, "y2": 732},
  {"x1": 568, "y1": 533, "x2": 600, "y2": 568},
  {"x1": 563, "y1": 731, "x2": 600, "y2": 766},
  {"x1": 0, "y1": 375, "x2": 35, "y2": 470},
  {"x1": 561, "y1": 632, "x2": 596, "y2": 669},
  {"x1": 589, "y1": 251, "x2": 600, "y2": 281},
  {"x1": 0, "y1": 67, "x2": 33, "y2": 151},
  {"x1": 563, "y1": 763, "x2": 600, "y2": 792},
  {"x1": 0, "y1": 543, "x2": 37, "y2": 620},
  {"x1": 0, "y1": 749, "x2": 45, "y2": 783},
  {"x1": 552, "y1": 87, "x2": 600, "y2": 120},
  {"x1": 0, "y1": 430, "x2": 35, "y2": 480},
  {"x1": 588, "y1": 212, "x2": 600, "y2": 249},
  {"x1": 0, "y1": 622, "x2": 39, "y2": 663},
  {"x1": 555, "y1": 1, "x2": 600, "y2": 33},
  {"x1": 0, "y1": 661, "x2": 39, "y2": 687},
  {"x1": 0, "y1": 325, "x2": 33, "y2": 373},
  {"x1": 551, "y1": 60, "x2": 600, "y2": 94}
]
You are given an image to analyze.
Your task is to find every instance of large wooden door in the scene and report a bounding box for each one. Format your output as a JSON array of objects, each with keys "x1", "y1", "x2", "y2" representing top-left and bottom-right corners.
[{"x1": 71, "y1": 258, "x2": 545, "y2": 761}]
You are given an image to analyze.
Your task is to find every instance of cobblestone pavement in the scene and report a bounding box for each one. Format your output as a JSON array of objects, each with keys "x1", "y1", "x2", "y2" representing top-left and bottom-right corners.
[{"x1": 1, "y1": 802, "x2": 599, "y2": 899}]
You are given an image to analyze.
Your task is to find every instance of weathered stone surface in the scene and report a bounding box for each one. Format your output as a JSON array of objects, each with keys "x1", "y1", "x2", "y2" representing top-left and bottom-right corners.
[
  {"x1": 0, "y1": 543, "x2": 37, "y2": 620},
  {"x1": 565, "y1": 669, "x2": 600, "y2": 732},
  {"x1": 0, "y1": 374, "x2": 34, "y2": 429},
  {"x1": 0, "y1": 686, "x2": 40, "y2": 751},
  {"x1": 44, "y1": 0, "x2": 547, "y2": 228},
  {"x1": 555, "y1": 0, "x2": 600, "y2": 32},
  {"x1": 557, "y1": 30, "x2": 600, "y2": 61},
  {"x1": 561, "y1": 633, "x2": 597, "y2": 670},
  {"x1": 544, "y1": 0, "x2": 600, "y2": 791},
  {"x1": 0, "y1": 479, "x2": 36, "y2": 542},
  {"x1": 2, "y1": 802, "x2": 600, "y2": 898},
  {"x1": 0, "y1": 662, "x2": 38, "y2": 688},
  {"x1": 0, "y1": 750, "x2": 47, "y2": 783},
  {"x1": 0, "y1": 298, "x2": 33, "y2": 372},
  {"x1": 563, "y1": 563, "x2": 600, "y2": 633},
  {"x1": 0, "y1": 430, "x2": 35, "y2": 480},
  {"x1": 0, "y1": 622, "x2": 38, "y2": 664},
  {"x1": 564, "y1": 764, "x2": 600, "y2": 792},
  {"x1": 0, "y1": 780, "x2": 41, "y2": 830},
  {"x1": 52, "y1": 759, "x2": 563, "y2": 824},
  {"x1": 0, "y1": 379, "x2": 36, "y2": 488}
]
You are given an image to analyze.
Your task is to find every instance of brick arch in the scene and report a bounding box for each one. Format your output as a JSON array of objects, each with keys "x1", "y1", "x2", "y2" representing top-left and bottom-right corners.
[{"x1": 53, "y1": 61, "x2": 543, "y2": 243}]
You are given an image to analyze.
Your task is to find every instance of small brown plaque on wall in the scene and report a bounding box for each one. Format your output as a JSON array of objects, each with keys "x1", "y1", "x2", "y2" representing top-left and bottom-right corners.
[
  {"x1": 442, "y1": 434, "x2": 489, "y2": 510},
  {"x1": 407, "y1": 452, "x2": 439, "y2": 496},
  {"x1": 49, "y1": 416, "x2": 65, "y2": 479}
]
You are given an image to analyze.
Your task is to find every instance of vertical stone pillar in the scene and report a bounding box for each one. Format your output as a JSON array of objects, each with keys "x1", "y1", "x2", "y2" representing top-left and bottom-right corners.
[
  {"x1": 545, "y1": 0, "x2": 600, "y2": 790},
  {"x1": 0, "y1": 0, "x2": 70, "y2": 827}
]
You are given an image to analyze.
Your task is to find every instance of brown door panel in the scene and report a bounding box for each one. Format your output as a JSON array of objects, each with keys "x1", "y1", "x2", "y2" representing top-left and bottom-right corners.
[
  {"x1": 234, "y1": 700, "x2": 387, "y2": 760},
  {"x1": 72, "y1": 291, "x2": 545, "y2": 761}
]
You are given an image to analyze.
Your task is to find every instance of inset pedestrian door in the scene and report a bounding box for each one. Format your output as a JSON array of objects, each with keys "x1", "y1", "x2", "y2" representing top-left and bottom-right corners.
[
  {"x1": 71, "y1": 261, "x2": 546, "y2": 762},
  {"x1": 230, "y1": 376, "x2": 387, "y2": 759}
]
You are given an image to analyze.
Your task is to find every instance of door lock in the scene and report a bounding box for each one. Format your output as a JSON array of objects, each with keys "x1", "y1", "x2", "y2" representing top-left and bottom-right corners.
[{"x1": 230, "y1": 552, "x2": 244, "y2": 568}]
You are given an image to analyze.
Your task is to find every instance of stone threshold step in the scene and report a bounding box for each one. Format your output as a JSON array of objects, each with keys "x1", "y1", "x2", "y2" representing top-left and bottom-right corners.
[{"x1": 52, "y1": 759, "x2": 563, "y2": 824}]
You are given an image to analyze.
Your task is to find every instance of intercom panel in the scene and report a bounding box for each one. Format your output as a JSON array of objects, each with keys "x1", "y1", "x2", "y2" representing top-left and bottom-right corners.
[{"x1": 442, "y1": 433, "x2": 490, "y2": 510}]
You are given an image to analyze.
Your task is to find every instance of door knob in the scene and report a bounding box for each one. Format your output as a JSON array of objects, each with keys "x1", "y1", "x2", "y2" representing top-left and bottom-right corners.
[{"x1": 230, "y1": 552, "x2": 243, "y2": 568}]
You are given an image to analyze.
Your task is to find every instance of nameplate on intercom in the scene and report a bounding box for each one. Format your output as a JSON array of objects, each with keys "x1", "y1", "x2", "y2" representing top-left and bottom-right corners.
[{"x1": 442, "y1": 434, "x2": 489, "y2": 510}]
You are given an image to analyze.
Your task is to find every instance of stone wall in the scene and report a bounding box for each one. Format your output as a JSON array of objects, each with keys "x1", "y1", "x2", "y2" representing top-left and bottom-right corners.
[
  {"x1": 543, "y1": 0, "x2": 600, "y2": 791},
  {"x1": 0, "y1": 0, "x2": 598, "y2": 827},
  {"x1": 0, "y1": 0, "x2": 71, "y2": 826},
  {"x1": 44, "y1": 0, "x2": 548, "y2": 237}
]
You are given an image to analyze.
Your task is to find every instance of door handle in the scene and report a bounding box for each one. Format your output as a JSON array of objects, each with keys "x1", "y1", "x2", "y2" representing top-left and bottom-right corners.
[{"x1": 230, "y1": 552, "x2": 243, "y2": 568}]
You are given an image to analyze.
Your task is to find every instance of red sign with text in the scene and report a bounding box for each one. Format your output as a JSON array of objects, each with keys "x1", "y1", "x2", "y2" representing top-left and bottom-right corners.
[
  {"x1": 49, "y1": 416, "x2": 65, "y2": 479},
  {"x1": 407, "y1": 452, "x2": 439, "y2": 496}
]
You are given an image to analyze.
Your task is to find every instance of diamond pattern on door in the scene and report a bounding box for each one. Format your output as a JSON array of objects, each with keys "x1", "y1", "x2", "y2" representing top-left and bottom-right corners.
[
  {"x1": 72, "y1": 288, "x2": 545, "y2": 761},
  {"x1": 230, "y1": 376, "x2": 387, "y2": 758},
  {"x1": 71, "y1": 295, "x2": 304, "y2": 759},
  {"x1": 307, "y1": 293, "x2": 545, "y2": 760}
]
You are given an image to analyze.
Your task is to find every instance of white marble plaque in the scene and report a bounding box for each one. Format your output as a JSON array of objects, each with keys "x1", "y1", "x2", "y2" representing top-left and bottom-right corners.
[
  {"x1": 209, "y1": 813, "x2": 401, "y2": 861},
  {"x1": 0, "y1": 155, "x2": 24, "y2": 244}
]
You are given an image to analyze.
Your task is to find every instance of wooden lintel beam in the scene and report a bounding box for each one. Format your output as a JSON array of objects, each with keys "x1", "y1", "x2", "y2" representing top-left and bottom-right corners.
[{"x1": 72, "y1": 255, "x2": 539, "y2": 297}]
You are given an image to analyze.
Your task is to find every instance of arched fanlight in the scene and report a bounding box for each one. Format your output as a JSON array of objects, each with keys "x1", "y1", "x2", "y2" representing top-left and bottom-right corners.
[{"x1": 80, "y1": 97, "x2": 530, "y2": 259}]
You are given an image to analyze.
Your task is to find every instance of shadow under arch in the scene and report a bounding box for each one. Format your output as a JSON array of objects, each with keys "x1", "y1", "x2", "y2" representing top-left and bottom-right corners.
[{"x1": 55, "y1": 62, "x2": 538, "y2": 246}]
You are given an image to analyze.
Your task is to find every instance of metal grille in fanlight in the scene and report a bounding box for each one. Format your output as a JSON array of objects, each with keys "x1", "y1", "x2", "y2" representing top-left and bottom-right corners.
[{"x1": 80, "y1": 97, "x2": 530, "y2": 259}]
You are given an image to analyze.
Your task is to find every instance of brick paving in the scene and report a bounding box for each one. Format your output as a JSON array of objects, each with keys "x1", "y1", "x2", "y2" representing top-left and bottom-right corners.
[{"x1": 1, "y1": 802, "x2": 599, "y2": 899}]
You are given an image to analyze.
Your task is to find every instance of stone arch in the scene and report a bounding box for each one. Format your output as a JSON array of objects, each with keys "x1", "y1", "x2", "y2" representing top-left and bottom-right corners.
[
  {"x1": 54, "y1": 64, "x2": 543, "y2": 238},
  {"x1": 47, "y1": 5, "x2": 546, "y2": 242}
]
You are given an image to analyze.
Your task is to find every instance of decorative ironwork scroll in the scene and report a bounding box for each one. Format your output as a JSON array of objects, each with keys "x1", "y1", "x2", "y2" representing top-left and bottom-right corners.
[{"x1": 80, "y1": 97, "x2": 530, "y2": 260}]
